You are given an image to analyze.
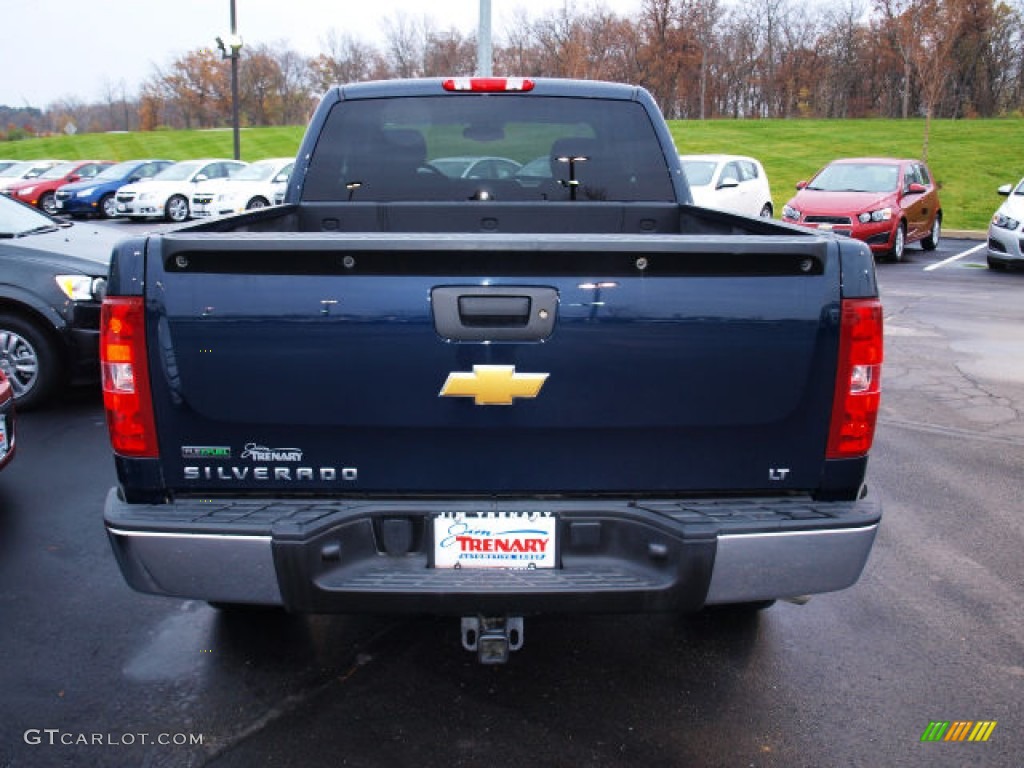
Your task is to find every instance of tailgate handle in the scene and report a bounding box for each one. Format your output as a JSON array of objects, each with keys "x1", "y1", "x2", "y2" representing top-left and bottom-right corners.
[
  {"x1": 458, "y1": 296, "x2": 530, "y2": 327},
  {"x1": 433, "y1": 286, "x2": 558, "y2": 342}
]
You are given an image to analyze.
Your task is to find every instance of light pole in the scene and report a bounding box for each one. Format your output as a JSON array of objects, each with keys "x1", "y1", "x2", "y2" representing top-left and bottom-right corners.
[
  {"x1": 477, "y1": 0, "x2": 492, "y2": 76},
  {"x1": 215, "y1": 0, "x2": 243, "y2": 160}
]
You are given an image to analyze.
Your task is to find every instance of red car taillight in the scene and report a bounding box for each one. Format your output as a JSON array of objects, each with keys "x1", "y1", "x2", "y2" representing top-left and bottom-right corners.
[
  {"x1": 827, "y1": 297, "x2": 883, "y2": 459},
  {"x1": 101, "y1": 297, "x2": 158, "y2": 458}
]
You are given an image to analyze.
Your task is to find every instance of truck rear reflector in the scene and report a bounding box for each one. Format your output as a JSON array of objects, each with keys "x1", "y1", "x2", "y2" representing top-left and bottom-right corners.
[
  {"x1": 101, "y1": 297, "x2": 158, "y2": 458},
  {"x1": 827, "y1": 298, "x2": 883, "y2": 459},
  {"x1": 442, "y1": 77, "x2": 535, "y2": 92}
]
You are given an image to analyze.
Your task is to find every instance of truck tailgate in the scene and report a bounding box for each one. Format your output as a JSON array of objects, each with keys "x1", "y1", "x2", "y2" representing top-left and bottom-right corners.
[{"x1": 148, "y1": 232, "x2": 839, "y2": 495}]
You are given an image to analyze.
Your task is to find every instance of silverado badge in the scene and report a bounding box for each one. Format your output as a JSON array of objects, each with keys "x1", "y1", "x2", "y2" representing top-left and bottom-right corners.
[{"x1": 439, "y1": 365, "x2": 549, "y2": 406}]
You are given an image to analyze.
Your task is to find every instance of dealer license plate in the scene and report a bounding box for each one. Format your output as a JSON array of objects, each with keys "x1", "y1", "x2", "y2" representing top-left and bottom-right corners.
[{"x1": 433, "y1": 512, "x2": 557, "y2": 569}]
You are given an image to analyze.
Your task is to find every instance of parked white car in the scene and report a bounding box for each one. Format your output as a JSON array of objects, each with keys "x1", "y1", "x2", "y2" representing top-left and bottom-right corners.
[
  {"x1": 0, "y1": 160, "x2": 63, "y2": 193},
  {"x1": 114, "y1": 159, "x2": 247, "y2": 222},
  {"x1": 679, "y1": 154, "x2": 774, "y2": 218},
  {"x1": 987, "y1": 177, "x2": 1024, "y2": 271},
  {"x1": 191, "y1": 157, "x2": 294, "y2": 218}
]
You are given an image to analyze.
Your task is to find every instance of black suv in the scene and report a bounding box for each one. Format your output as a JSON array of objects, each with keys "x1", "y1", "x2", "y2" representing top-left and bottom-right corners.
[{"x1": 0, "y1": 194, "x2": 119, "y2": 409}]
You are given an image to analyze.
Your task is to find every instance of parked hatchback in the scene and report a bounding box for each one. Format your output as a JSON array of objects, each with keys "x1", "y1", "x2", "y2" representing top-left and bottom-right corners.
[
  {"x1": 55, "y1": 158, "x2": 173, "y2": 219},
  {"x1": 680, "y1": 154, "x2": 774, "y2": 218},
  {"x1": 782, "y1": 157, "x2": 942, "y2": 261},
  {"x1": 986, "y1": 177, "x2": 1024, "y2": 271},
  {"x1": 114, "y1": 159, "x2": 247, "y2": 222}
]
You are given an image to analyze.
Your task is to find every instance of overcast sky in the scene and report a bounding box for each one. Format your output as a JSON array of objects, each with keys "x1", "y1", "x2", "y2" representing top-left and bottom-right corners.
[{"x1": 1, "y1": 1, "x2": 641, "y2": 109}]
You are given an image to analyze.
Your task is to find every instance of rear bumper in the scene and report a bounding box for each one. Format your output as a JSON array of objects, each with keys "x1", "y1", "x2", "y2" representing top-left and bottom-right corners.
[{"x1": 104, "y1": 490, "x2": 880, "y2": 614}]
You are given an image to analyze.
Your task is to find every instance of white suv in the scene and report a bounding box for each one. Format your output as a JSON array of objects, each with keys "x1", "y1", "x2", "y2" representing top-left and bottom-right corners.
[
  {"x1": 191, "y1": 157, "x2": 293, "y2": 218},
  {"x1": 114, "y1": 159, "x2": 247, "y2": 222}
]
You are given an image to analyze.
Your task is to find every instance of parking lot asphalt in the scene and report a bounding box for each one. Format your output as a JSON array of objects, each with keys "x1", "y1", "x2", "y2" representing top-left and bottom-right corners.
[{"x1": 0, "y1": 237, "x2": 1021, "y2": 767}]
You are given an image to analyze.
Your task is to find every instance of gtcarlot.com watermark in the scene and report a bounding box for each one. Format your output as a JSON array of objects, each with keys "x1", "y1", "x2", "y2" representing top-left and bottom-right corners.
[{"x1": 24, "y1": 729, "x2": 204, "y2": 747}]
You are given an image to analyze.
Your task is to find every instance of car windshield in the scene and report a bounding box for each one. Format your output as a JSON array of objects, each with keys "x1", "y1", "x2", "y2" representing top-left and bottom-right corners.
[
  {"x1": 680, "y1": 160, "x2": 717, "y2": 187},
  {"x1": 94, "y1": 161, "x2": 143, "y2": 180},
  {"x1": 304, "y1": 94, "x2": 674, "y2": 202},
  {"x1": 1014, "y1": 180, "x2": 1024, "y2": 196},
  {"x1": 228, "y1": 163, "x2": 278, "y2": 182},
  {"x1": 0, "y1": 194, "x2": 58, "y2": 237},
  {"x1": 39, "y1": 162, "x2": 80, "y2": 180},
  {"x1": 809, "y1": 163, "x2": 899, "y2": 194},
  {"x1": 152, "y1": 161, "x2": 203, "y2": 181}
]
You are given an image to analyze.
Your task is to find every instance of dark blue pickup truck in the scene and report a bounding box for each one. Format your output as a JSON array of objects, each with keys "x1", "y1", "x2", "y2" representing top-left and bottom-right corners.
[{"x1": 100, "y1": 78, "x2": 883, "y2": 662}]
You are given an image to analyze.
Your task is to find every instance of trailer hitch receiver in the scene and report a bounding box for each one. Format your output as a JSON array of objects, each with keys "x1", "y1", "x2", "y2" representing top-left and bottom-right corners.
[{"x1": 461, "y1": 616, "x2": 524, "y2": 664}]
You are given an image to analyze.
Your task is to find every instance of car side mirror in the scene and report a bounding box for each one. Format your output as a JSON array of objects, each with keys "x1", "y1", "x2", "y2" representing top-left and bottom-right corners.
[
  {"x1": 716, "y1": 176, "x2": 740, "y2": 190},
  {"x1": 796, "y1": 180, "x2": 808, "y2": 190},
  {"x1": 68, "y1": 174, "x2": 82, "y2": 183},
  {"x1": 906, "y1": 183, "x2": 926, "y2": 195},
  {"x1": 273, "y1": 173, "x2": 289, "y2": 183},
  {"x1": 997, "y1": 184, "x2": 1012, "y2": 196},
  {"x1": 194, "y1": 174, "x2": 208, "y2": 183}
]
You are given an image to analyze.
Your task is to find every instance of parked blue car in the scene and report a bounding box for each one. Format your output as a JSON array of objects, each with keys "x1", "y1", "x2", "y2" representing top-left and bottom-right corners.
[{"x1": 54, "y1": 159, "x2": 173, "y2": 219}]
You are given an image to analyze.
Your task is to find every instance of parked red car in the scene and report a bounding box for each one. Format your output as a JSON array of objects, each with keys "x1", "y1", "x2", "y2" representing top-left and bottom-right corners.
[
  {"x1": 0, "y1": 370, "x2": 14, "y2": 470},
  {"x1": 782, "y1": 157, "x2": 942, "y2": 262},
  {"x1": 3, "y1": 160, "x2": 113, "y2": 216}
]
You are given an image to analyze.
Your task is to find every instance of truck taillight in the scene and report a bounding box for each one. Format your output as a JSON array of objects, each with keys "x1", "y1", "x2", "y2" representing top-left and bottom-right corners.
[
  {"x1": 442, "y1": 77, "x2": 535, "y2": 92},
  {"x1": 827, "y1": 298, "x2": 883, "y2": 459},
  {"x1": 101, "y1": 297, "x2": 158, "y2": 458}
]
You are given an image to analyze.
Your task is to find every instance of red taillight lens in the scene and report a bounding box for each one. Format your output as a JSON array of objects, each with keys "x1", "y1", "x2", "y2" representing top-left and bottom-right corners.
[
  {"x1": 442, "y1": 77, "x2": 535, "y2": 92},
  {"x1": 827, "y1": 298, "x2": 883, "y2": 459},
  {"x1": 101, "y1": 297, "x2": 158, "y2": 458}
]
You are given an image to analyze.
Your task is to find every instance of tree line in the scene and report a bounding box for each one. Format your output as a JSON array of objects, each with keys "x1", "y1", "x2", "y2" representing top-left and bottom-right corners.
[{"x1": 5, "y1": 0, "x2": 1024, "y2": 140}]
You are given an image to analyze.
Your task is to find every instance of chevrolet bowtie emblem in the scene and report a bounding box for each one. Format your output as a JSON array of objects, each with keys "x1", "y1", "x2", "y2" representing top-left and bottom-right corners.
[{"x1": 439, "y1": 365, "x2": 549, "y2": 406}]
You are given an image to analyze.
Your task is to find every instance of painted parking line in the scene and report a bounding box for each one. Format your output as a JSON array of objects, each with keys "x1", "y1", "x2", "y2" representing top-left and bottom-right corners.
[{"x1": 925, "y1": 243, "x2": 986, "y2": 271}]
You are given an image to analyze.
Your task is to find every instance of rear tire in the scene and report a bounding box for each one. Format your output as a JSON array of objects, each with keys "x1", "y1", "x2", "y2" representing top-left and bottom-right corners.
[
  {"x1": 0, "y1": 313, "x2": 62, "y2": 410},
  {"x1": 921, "y1": 213, "x2": 941, "y2": 250}
]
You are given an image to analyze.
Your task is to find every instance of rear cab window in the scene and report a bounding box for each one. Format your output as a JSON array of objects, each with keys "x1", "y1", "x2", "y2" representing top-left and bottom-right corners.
[{"x1": 303, "y1": 95, "x2": 675, "y2": 203}]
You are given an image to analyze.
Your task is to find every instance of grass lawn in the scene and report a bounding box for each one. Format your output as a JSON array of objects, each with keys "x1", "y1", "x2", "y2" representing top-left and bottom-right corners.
[{"x1": 4, "y1": 118, "x2": 1020, "y2": 230}]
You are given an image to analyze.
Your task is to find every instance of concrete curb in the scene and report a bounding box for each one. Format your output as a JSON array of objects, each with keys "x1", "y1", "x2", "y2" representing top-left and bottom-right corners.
[{"x1": 945, "y1": 229, "x2": 986, "y2": 241}]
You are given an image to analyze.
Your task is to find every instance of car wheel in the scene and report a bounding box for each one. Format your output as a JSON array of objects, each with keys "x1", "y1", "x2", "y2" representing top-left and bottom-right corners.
[
  {"x1": 39, "y1": 191, "x2": 58, "y2": 216},
  {"x1": 245, "y1": 196, "x2": 270, "y2": 210},
  {"x1": 922, "y1": 213, "x2": 941, "y2": 251},
  {"x1": 165, "y1": 195, "x2": 190, "y2": 222},
  {"x1": 0, "y1": 313, "x2": 62, "y2": 410},
  {"x1": 889, "y1": 222, "x2": 906, "y2": 262},
  {"x1": 758, "y1": 203, "x2": 773, "y2": 218},
  {"x1": 99, "y1": 193, "x2": 118, "y2": 219}
]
